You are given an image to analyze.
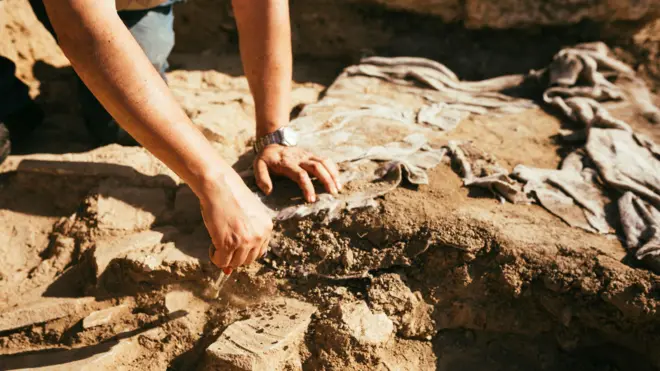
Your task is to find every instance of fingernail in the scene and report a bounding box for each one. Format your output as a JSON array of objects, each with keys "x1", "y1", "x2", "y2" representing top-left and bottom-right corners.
[
  {"x1": 337, "y1": 182, "x2": 343, "y2": 191},
  {"x1": 309, "y1": 195, "x2": 316, "y2": 203}
]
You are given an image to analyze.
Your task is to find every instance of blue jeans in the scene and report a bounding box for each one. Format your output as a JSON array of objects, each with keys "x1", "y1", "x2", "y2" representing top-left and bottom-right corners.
[{"x1": 1, "y1": 1, "x2": 177, "y2": 145}]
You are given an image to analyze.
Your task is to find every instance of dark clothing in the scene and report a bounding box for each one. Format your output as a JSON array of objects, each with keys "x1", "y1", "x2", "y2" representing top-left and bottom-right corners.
[{"x1": 1, "y1": 1, "x2": 177, "y2": 144}]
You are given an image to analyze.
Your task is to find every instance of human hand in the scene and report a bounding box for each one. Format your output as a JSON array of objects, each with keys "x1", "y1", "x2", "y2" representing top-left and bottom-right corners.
[
  {"x1": 253, "y1": 145, "x2": 341, "y2": 202},
  {"x1": 200, "y1": 171, "x2": 273, "y2": 270}
]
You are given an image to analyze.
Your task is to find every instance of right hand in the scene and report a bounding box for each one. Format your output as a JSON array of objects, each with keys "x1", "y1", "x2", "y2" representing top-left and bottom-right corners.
[{"x1": 199, "y1": 171, "x2": 273, "y2": 271}]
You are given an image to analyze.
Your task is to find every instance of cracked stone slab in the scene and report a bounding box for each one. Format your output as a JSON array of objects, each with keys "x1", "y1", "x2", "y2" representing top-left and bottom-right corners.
[
  {"x1": 0, "y1": 297, "x2": 98, "y2": 333},
  {"x1": 86, "y1": 181, "x2": 170, "y2": 234},
  {"x1": 2, "y1": 327, "x2": 159, "y2": 370},
  {"x1": 5, "y1": 144, "x2": 181, "y2": 188},
  {"x1": 90, "y1": 229, "x2": 170, "y2": 281},
  {"x1": 82, "y1": 304, "x2": 131, "y2": 329},
  {"x1": 202, "y1": 298, "x2": 317, "y2": 371},
  {"x1": 92, "y1": 226, "x2": 214, "y2": 291}
]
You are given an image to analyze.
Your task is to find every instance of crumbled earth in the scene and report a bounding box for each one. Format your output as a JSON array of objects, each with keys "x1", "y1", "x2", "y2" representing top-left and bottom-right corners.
[{"x1": 1, "y1": 1, "x2": 660, "y2": 370}]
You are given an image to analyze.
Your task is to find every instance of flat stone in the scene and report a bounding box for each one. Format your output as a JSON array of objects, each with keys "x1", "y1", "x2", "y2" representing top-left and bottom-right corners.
[
  {"x1": 202, "y1": 298, "x2": 317, "y2": 371},
  {"x1": 165, "y1": 290, "x2": 196, "y2": 314},
  {"x1": 82, "y1": 304, "x2": 130, "y2": 329},
  {"x1": 8, "y1": 144, "x2": 180, "y2": 188},
  {"x1": 2, "y1": 328, "x2": 157, "y2": 370},
  {"x1": 94, "y1": 226, "x2": 212, "y2": 290},
  {"x1": 90, "y1": 181, "x2": 170, "y2": 233},
  {"x1": 91, "y1": 229, "x2": 169, "y2": 280},
  {"x1": 121, "y1": 241, "x2": 204, "y2": 283},
  {"x1": 0, "y1": 297, "x2": 97, "y2": 332},
  {"x1": 338, "y1": 301, "x2": 394, "y2": 346},
  {"x1": 174, "y1": 185, "x2": 202, "y2": 225}
]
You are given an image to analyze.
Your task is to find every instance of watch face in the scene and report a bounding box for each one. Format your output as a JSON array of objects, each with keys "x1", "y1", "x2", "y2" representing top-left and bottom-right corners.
[{"x1": 281, "y1": 127, "x2": 299, "y2": 146}]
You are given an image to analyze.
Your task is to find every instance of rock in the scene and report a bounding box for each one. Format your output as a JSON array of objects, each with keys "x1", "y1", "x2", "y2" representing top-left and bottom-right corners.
[
  {"x1": 19, "y1": 234, "x2": 76, "y2": 291},
  {"x1": 82, "y1": 304, "x2": 130, "y2": 329},
  {"x1": 0, "y1": 297, "x2": 97, "y2": 332},
  {"x1": 91, "y1": 229, "x2": 169, "y2": 281},
  {"x1": 368, "y1": 273, "x2": 435, "y2": 338},
  {"x1": 338, "y1": 301, "x2": 394, "y2": 346},
  {"x1": 121, "y1": 241, "x2": 205, "y2": 283},
  {"x1": 464, "y1": 0, "x2": 654, "y2": 28},
  {"x1": 87, "y1": 181, "x2": 170, "y2": 233},
  {"x1": 364, "y1": 0, "x2": 655, "y2": 28},
  {"x1": 2, "y1": 328, "x2": 158, "y2": 370},
  {"x1": 174, "y1": 185, "x2": 202, "y2": 225},
  {"x1": 202, "y1": 298, "x2": 317, "y2": 371},
  {"x1": 93, "y1": 226, "x2": 212, "y2": 291},
  {"x1": 165, "y1": 290, "x2": 196, "y2": 314},
  {"x1": 365, "y1": 0, "x2": 463, "y2": 22},
  {"x1": 194, "y1": 101, "x2": 254, "y2": 158},
  {"x1": 377, "y1": 338, "x2": 437, "y2": 371},
  {"x1": 173, "y1": 0, "x2": 658, "y2": 61},
  {"x1": 341, "y1": 249, "x2": 355, "y2": 269},
  {"x1": 7, "y1": 144, "x2": 180, "y2": 188}
]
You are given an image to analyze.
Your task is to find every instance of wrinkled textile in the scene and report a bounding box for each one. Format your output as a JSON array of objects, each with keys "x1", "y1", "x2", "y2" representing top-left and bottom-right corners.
[
  {"x1": 261, "y1": 56, "x2": 535, "y2": 223},
  {"x1": 272, "y1": 134, "x2": 448, "y2": 223},
  {"x1": 513, "y1": 152, "x2": 611, "y2": 234},
  {"x1": 346, "y1": 56, "x2": 535, "y2": 115},
  {"x1": 618, "y1": 192, "x2": 660, "y2": 271},
  {"x1": 586, "y1": 129, "x2": 660, "y2": 209},
  {"x1": 255, "y1": 42, "x2": 660, "y2": 273},
  {"x1": 448, "y1": 141, "x2": 529, "y2": 204},
  {"x1": 539, "y1": 42, "x2": 660, "y2": 129},
  {"x1": 510, "y1": 42, "x2": 660, "y2": 272}
]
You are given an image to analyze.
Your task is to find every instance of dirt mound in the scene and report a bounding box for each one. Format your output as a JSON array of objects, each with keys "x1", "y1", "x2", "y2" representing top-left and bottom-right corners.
[{"x1": 1, "y1": 1, "x2": 660, "y2": 370}]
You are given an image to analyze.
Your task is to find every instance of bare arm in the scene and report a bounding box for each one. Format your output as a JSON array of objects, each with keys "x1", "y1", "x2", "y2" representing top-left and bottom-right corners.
[
  {"x1": 233, "y1": 0, "x2": 341, "y2": 201},
  {"x1": 45, "y1": 0, "x2": 224, "y2": 196},
  {"x1": 232, "y1": 0, "x2": 292, "y2": 138},
  {"x1": 45, "y1": 0, "x2": 271, "y2": 269}
]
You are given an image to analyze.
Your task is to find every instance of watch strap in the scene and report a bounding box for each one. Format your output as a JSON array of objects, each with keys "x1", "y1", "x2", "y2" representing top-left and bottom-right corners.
[{"x1": 254, "y1": 129, "x2": 284, "y2": 153}]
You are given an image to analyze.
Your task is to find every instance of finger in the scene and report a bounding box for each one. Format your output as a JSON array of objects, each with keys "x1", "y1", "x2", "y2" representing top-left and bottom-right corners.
[
  {"x1": 211, "y1": 245, "x2": 234, "y2": 270},
  {"x1": 229, "y1": 247, "x2": 250, "y2": 268},
  {"x1": 312, "y1": 156, "x2": 341, "y2": 190},
  {"x1": 259, "y1": 239, "x2": 270, "y2": 258},
  {"x1": 244, "y1": 245, "x2": 262, "y2": 265},
  {"x1": 283, "y1": 165, "x2": 316, "y2": 203},
  {"x1": 302, "y1": 161, "x2": 338, "y2": 195},
  {"x1": 254, "y1": 158, "x2": 273, "y2": 195}
]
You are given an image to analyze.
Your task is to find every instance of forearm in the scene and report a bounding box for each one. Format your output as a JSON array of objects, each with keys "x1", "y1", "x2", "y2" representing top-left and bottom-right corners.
[
  {"x1": 232, "y1": 0, "x2": 292, "y2": 137},
  {"x1": 45, "y1": 1, "x2": 236, "y2": 199}
]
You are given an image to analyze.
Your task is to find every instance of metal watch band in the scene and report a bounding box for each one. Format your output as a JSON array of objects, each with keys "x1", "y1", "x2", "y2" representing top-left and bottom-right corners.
[
  {"x1": 254, "y1": 130, "x2": 279, "y2": 153},
  {"x1": 254, "y1": 127, "x2": 294, "y2": 154}
]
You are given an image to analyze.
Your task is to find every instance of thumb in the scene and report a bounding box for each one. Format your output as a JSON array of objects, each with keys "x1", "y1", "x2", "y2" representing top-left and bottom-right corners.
[{"x1": 254, "y1": 158, "x2": 273, "y2": 195}]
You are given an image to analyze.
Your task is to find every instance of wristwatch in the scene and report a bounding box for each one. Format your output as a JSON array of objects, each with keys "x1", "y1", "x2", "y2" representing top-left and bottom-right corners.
[{"x1": 253, "y1": 126, "x2": 299, "y2": 153}]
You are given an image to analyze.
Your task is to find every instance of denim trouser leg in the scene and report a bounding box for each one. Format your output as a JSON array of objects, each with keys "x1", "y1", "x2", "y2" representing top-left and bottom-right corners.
[
  {"x1": 78, "y1": 7, "x2": 176, "y2": 145},
  {"x1": 0, "y1": 56, "x2": 32, "y2": 122},
  {"x1": 29, "y1": 2, "x2": 176, "y2": 145}
]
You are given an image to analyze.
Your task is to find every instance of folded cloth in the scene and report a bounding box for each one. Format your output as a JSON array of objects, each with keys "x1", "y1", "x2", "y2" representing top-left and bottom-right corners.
[{"x1": 618, "y1": 192, "x2": 660, "y2": 272}]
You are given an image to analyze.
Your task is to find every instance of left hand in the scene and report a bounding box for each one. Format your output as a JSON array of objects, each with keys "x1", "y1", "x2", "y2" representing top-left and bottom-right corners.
[{"x1": 253, "y1": 144, "x2": 341, "y2": 202}]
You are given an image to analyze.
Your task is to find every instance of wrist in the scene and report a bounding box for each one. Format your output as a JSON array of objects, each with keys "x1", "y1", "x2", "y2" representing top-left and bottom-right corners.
[
  {"x1": 256, "y1": 119, "x2": 287, "y2": 138},
  {"x1": 190, "y1": 162, "x2": 242, "y2": 204}
]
